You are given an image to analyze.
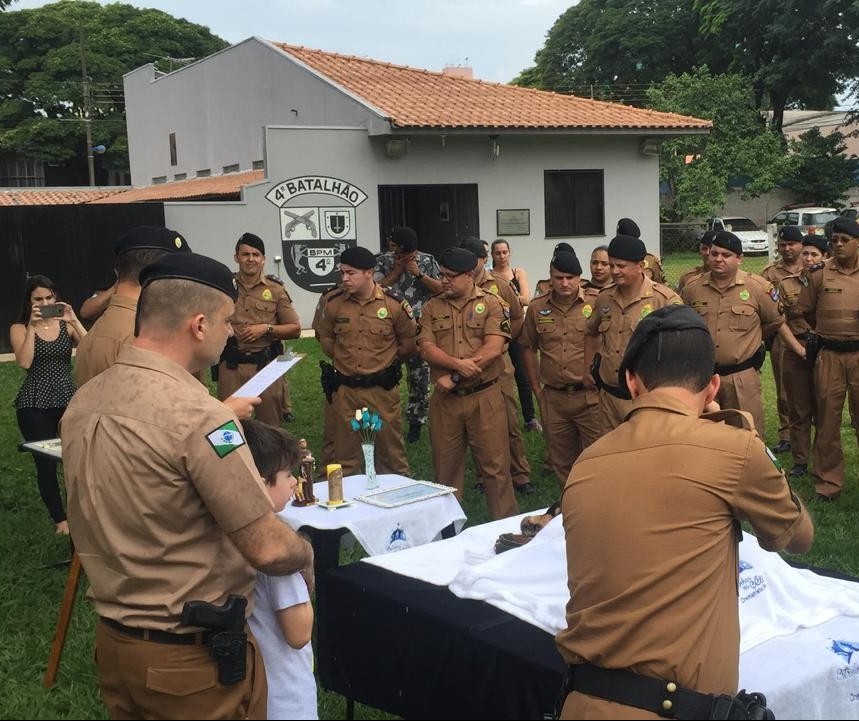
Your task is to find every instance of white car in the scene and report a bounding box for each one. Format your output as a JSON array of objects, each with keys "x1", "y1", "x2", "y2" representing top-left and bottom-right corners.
[
  {"x1": 768, "y1": 206, "x2": 839, "y2": 236},
  {"x1": 704, "y1": 217, "x2": 769, "y2": 255}
]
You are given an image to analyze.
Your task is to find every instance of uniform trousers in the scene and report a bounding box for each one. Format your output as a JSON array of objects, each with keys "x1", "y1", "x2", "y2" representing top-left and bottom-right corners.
[
  {"x1": 405, "y1": 355, "x2": 431, "y2": 426},
  {"x1": 812, "y1": 349, "x2": 859, "y2": 496},
  {"x1": 781, "y1": 340, "x2": 813, "y2": 466},
  {"x1": 716, "y1": 367, "x2": 765, "y2": 439},
  {"x1": 770, "y1": 336, "x2": 790, "y2": 442},
  {"x1": 217, "y1": 362, "x2": 283, "y2": 428},
  {"x1": 542, "y1": 386, "x2": 601, "y2": 487},
  {"x1": 329, "y1": 384, "x2": 410, "y2": 477},
  {"x1": 428, "y1": 383, "x2": 519, "y2": 520},
  {"x1": 500, "y1": 367, "x2": 531, "y2": 488},
  {"x1": 598, "y1": 390, "x2": 634, "y2": 433},
  {"x1": 95, "y1": 621, "x2": 267, "y2": 720}
]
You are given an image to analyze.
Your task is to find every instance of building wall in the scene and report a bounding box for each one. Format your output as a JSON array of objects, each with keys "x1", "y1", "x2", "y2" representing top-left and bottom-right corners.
[{"x1": 165, "y1": 125, "x2": 661, "y2": 326}]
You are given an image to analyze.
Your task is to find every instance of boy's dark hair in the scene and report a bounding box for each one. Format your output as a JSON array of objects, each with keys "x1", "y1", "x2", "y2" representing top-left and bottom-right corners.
[{"x1": 241, "y1": 418, "x2": 301, "y2": 485}]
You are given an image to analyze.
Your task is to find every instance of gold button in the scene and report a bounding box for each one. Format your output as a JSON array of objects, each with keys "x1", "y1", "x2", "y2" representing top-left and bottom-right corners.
[
  {"x1": 666, "y1": 682, "x2": 677, "y2": 693},
  {"x1": 662, "y1": 700, "x2": 673, "y2": 711}
]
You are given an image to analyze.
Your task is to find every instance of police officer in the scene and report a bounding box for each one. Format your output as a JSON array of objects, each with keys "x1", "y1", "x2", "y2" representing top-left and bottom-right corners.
[
  {"x1": 217, "y1": 232, "x2": 301, "y2": 427},
  {"x1": 616, "y1": 217, "x2": 666, "y2": 284},
  {"x1": 760, "y1": 225, "x2": 805, "y2": 456},
  {"x1": 418, "y1": 247, "x2": 520, "y2": 520},
  {"x1": 556, "y1": 304, "x2": 813, "y2": 720},
  {"x1": 75, "y1": 225, "x2": 190, "y2": 386},
  {"x1": 583, "y1": 245, "x2": 612, "y2": 290},
  {"x1": 374, "y1": 226, "x2": 442, "y2": 443},
  {"x1": 681, "y1": 231, "x2": 784, "y2": 437},
  {"x1": 798, "y1": 217, "x2": 859, "y2": 501},
  {"x1": 313, "y1": 245, "x2": 416, "y2": 477},
  {"x1": 676, "y1": 229, "x2": 716, "y2": 295},
  {"x1": 533, "y1": 242, "x2": 575, "y2": 298},
  {"x1": 520, "y1": 252, "x2": 601, "y2": 487},
  {"x1": 61, "y1": 253, "x2": 314, "y2": 719},
  {"x1": 584, "y1": 234, "x2": 682, "y2": 431}
]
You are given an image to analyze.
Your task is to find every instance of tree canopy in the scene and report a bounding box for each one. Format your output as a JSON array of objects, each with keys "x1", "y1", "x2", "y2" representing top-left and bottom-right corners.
[
  {"x1": 0, "y1": 0, "x2": 227, "y2": 183},
  {"x1": 781, "y1": 128, "x2": 856, "y2": 207}
]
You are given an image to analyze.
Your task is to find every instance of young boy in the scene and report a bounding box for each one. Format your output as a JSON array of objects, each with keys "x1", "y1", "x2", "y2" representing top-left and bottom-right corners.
[{"x1": 242, "y1": 419, "x2": 318, "y2": 720}]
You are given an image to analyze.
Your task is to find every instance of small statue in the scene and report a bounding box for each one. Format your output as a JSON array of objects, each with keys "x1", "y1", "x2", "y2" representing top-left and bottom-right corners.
[{"x1": 293, "y1": 439, "x2": 316, "y2": 506}]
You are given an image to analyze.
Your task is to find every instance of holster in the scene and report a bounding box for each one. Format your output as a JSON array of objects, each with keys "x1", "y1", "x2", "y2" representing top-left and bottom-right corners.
[
  {"x1": 320, "y1": 360, "x2": 340, "y2": 404},
  {"x1": 207, "y1": 630, "x2": 248, "y2": 686},
  {"x1": 180, "y1": 595, "x2": 248, "y2": 686},
  {"x1": 805, "y1": 332, "x2": 819, "y2": 369}
]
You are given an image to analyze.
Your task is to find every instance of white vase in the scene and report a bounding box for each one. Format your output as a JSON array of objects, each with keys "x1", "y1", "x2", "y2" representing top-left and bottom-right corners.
[{"x1": 361, "y1": 442, "x2": 379, "y2": 490}]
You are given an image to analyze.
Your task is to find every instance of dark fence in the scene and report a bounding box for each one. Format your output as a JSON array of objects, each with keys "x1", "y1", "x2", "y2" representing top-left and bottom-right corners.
[
  {"x1": 0, "y1": 204, "x2": 165, "y2": 353},
  {"x1": 660, "y1": 222, "x2": 704, "y2": 254}
]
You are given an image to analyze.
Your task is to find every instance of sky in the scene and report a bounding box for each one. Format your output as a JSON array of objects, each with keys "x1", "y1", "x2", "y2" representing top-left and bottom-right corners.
[{"x1": 11, "y1": 0, "x2": 574, "y2": 84}]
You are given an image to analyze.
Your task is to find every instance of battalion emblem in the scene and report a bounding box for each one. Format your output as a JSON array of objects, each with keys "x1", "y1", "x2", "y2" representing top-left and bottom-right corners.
[
  {"x1": 489, "y1": 284, "x2": 499, "y2": 294},
  {"x1": 641, "y1": 304, "x2": 652, "y2": 319},
  {"x1": 262, "y1": 289, "x2": 273, "y2": 301},
  {"x1": 739, "y1": 289, "x2": 750, "y2": 301},
  {"x1": 475, "y1": 302, "x2": 486, "y2": 314},
  {"x1": 174, "y1": 236, "x2": 183, "y2": 249},
  {"x1": 377, "y1": 308, "x2": 389, "y2": 319},
  {"x1": 582, "y1": 304, "x2": 592, "y2": 318},
  {"x1": 206, "y1": 420, "x2": 246, "y2": 459},
  {"x1": 538, "y1": 309, "x2": 552, "y2": 316}
]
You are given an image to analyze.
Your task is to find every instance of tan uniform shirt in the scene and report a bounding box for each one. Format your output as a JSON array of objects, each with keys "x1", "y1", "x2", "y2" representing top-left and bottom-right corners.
[
  {"x1": 776, "y1": 272, "x2": 809, "y2": 337},
  {"x1": 556, "y1": 391, "x2": 808, "y2": 716},
  {"x1": 61, "y1": 345, "x2": 273, "y2": 630},
  {"x1": 799, "y1": 259, "x2": 859, "y2": 340},
  {"x1": 681, "y1": 270, "x2": 783, "y2": 366},
  {"x1": 314, "y1": 284, "x2": 416, "y2": 375},
  {"x1": 474, "y1": 266, "x2": 523, "y2": 335},
  {"x1": 232, "y1": 274, "x2": 298, "y2": 352},
  {"x1": 643, "y1": 252, "x2": 665, "y2": 284},
  {"x1": 585, "y1": 278, "x2": 681, "y2": 382},
  {"x1": 418, "y1": 285, "x2": 510, "y2": 385},
  {"x1": 676, "y1": 264, "x2": 706, "y2": 295},
  {"x1": 520, "y1": 288, "x2": 599, "y2": 386},
  {"x1": 74, "y1": 294, "x2": 137, "y2": 386}
]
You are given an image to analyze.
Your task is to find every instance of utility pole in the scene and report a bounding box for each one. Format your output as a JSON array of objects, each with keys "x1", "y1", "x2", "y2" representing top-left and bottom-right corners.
[{"x1": 79, "y1": 24, "x2": 95, "y2": 186}]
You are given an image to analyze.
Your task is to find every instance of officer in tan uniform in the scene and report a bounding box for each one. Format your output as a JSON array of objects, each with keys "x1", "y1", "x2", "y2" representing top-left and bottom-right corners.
[
  {"x1": 675, "y1": 230, "x2": 715, "y2": 294},
  {"x1": 418, "y1": 247, "x2": 519, "y2": 520},
  {"x1": 75, "y1": 225, "x2": 190, "y2": 386},
  {"x1": 61, "y1": 253, "x2": 314, "y2": 720},
  {"x1": 798, "y1": 217, "x2": 859, "y2": 501},
  {"x1": 460, "y1": 238, "x2": 534, "y2": 494},
  {"x1": 584, "y1": 234, "x2": 682, "y2": 431},
  {"x1": 681, "y1": 231, "x2": 784, "y2": 437},
  {"x1": 313, "y1": 246, "x2": 416, "y2": 477},
  {"x1": 616, "y1": 217, "x2": 666, "y2": 284},
  {"x1": 556, "y1": 304, "x2": 813, "y2": 720},
  {"x1": 217, "y1": 233, "x2": 301, "y2": 427},
  {"x1": 583, "y1": 245, "x2": 612, "y2": 290},
  {"x1": 760, "y1": 225, "x2": 805, "y2": 456},
  {"x1": 520, "y1": 252, "x2": 601, "y2": 487}
]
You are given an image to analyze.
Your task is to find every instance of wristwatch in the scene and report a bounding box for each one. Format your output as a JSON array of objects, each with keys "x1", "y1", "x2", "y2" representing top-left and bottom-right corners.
[
  {"x1": 266, "y1": 324, "x2": 274, "y2": 335},
  {"x1": 450, "y1": 372, "x2": 461, "y2": 385}
]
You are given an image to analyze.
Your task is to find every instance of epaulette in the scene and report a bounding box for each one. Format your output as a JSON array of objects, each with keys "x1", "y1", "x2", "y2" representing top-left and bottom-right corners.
[
  {"x1": 652, "y1": 282, "x2": 680, "y2": 299},
  {"x1": 323, "y1": 287, "x2": 346, "y2": 303},
  {"x1": 807, "y1": 261, "x2": 826, "y2": 273},
  {"x1": 383, "y1": 286, "x2": 405, "y2": 302},
  {"x1": 266, "y1": 273, "x2": 285, "y2": 287},
  {"x1": 701, "y1": 408, "x2": 755, "y2": 432}
]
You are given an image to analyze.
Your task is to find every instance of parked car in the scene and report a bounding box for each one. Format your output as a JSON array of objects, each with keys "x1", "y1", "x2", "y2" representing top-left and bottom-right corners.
[
  {"x1": 703, "y1": 216, "x2": 769, "y2": 255},
  {"x1": 767, "y1": 206, "x2": 839, "y2": 236},
  {"x1": 823, "y1": 206, "x2": 859, "y2": 237}
]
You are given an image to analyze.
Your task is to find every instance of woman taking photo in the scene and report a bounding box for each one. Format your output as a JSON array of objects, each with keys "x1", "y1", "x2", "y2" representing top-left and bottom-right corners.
[{"x1": 10, "y1": 275, "x2": 86, "y2": 535}]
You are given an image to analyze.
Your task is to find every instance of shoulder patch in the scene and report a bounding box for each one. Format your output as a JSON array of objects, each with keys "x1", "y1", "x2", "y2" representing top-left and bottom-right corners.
[
  {"x1": 401, "y1": 299, "x2": 414, "y2": 319},
  {"x1": 206, "y1": 420, "x2": 246, "y2": 459},
  {"x1": 809, "y1": 261, "x2": 825, "y2": 273}
]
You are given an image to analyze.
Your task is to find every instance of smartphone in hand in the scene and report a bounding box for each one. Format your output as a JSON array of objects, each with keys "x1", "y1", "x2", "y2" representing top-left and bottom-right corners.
[{"x1": 40, "y1": 304, "x2": 65, "y2": 319}]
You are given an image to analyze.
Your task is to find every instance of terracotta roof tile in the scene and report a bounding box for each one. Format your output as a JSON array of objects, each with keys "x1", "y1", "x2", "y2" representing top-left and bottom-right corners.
[
  {"x1": 0, "y1": 188, "x2": 128, "y2": 206},
  {"x1": 91, "y1": 170, "x2": 264, "y2": 204},
  {"x1": 274, "y1": 43, "x2": 711, "y2": 132}
]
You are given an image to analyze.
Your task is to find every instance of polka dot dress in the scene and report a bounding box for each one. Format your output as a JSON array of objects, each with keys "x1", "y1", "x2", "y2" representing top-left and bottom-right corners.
[{"x1": 14, "y1": 322, "x2": 77, "y2": 410}]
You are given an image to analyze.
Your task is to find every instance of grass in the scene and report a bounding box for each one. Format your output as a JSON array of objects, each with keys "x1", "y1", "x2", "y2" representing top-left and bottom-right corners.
[{"x1": 1, "y1": 250, "x2": 857, "y2": 719}]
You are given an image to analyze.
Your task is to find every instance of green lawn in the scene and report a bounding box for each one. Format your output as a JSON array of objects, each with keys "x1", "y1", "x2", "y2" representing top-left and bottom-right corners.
[{"x1": 1, "y1": 251, "x2": 857, "y2": 719}]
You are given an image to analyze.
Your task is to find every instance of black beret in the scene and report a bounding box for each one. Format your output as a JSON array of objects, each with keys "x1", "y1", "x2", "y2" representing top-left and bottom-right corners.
[
  {"x1": 712, "y1": 231, "x2": 743, "y2": 256},
  {"x1": 699, "y1": 230, "x2": 718, "y2": 246},
  {"x1": 616, "y1": 218, "x2": 641, "y2": 238},
  {"x1": 459, "y1": 237, "x2": 488, "y2": 259},
  {"x1": 618, "y1": 304, "x2": 712, "y2": 392},
  {"x1": 802, "y1": 234, "x2": 831, "y2": 255},
  {"x1": 139, "y1": 253, "x2": 238, "y2": 301},
  {"x1": 439, "y1": 247, "x2": 477, "y2": 273},
  {"x1": 339, "y1": 246, "x2": 376, "y2": 270},
  {"x1": 553, "y1": 242, "x2": 575, "y2": 255},
  {"x1": 608, "y1": 234, "x2": 646, "y2": 262},
  {"x1": 777, "y1": 225, "x2": 804, "y2": 243},
  {"x1": 114, "y1": 225, "x2": 190, "y2": 256},
  {"x1": 551, "y1": 251, "x2": 582, "y2": 276},
  {"x1": 831, "y1": 217, "x2": 859, "y2": 238},
  {"x1": 238, "y1": 232, "x2": 265, "y2": 255},
  {"x1": 392, "y1": 227, "x2": 419, "y2": 252}
]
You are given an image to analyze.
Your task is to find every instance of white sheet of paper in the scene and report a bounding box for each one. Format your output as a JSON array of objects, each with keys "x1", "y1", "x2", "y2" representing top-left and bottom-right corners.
[{"x1": 232, "y1": 353, "x2": 304, "y2": 397}]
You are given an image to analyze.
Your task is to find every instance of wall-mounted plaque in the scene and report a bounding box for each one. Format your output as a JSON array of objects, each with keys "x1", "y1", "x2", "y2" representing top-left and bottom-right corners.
[{"x1": 496, "y1": 209, "x2": 530, "y2": 236}]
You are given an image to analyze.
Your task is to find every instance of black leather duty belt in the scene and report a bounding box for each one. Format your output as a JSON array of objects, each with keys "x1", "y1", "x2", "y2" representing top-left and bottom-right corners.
[
  {"x1": 546, "y1": 382, "x2": 585, "y2": 393},
  {"x1": 100, "y1": 617, "x2": 211, "y2": 646},
  {"x1": 819, "y1": 337, "x2": 859, "y2": 352},
  {"x1": 452, "y1": 378, "x2": 498, "y2": 396}
]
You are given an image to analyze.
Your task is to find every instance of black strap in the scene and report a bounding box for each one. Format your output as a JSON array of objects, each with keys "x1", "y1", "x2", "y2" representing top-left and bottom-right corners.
[
  {"x1": 715, "y1": 346, "x2": 765, "y2": 376},
  {"x1": 101, "y1": 617, "x2": 211, "y2": 646},
  {"x1": 546, "y1": 383, "x2": 585, "y2": 393},
  {"x1": 818, "y1": 336, "x2": 859, "y2": 352},
  {"x1": 452, "y1": 378, "x2": 498, "y2": 396}
]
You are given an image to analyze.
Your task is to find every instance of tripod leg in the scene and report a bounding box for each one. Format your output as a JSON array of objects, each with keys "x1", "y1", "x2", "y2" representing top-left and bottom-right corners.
[{"x1": 43, "y1": 551, "x2": 82, "y2": 687}]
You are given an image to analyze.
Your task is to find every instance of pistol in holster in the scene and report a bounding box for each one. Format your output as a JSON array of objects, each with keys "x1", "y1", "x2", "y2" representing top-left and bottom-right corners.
[
  {"x1": 319, "y1": 360, "x2": 340, "y2": 403},
  {"x1": 180, "y1": 595, "x2": 248, "y2": 686},
  {"x1": 804, "y1": 331, "x2": 819, "y2": 369}
]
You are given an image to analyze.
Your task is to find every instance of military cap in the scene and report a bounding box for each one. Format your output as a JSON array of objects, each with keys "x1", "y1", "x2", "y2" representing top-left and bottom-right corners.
[
  {"x1": 618, "y1": 304, "x2": 712, "y2": 390},
  {"x1": 712, "y1": 231, "x2": 743, "y2": 256},
  {"x1": 551, "y1": 251, "x2": 582, "y2": 276},
  {"x1": 459, "y1": 237, "x2": 488, "y2": 259},
  {"x1": 802, "y1": 234, "x2": 831, "y2": 255},
  {"x1": 616, "y1": 217, "x2": 641, "y2": 238},
  {"x1": 237, "y1": 232, "x2": 265, "y2": 254},
  {"x1": 139, "y1": 253, "x2": 238, "y2": 301},
  {"x1": 777, "y1": 225, "x2": 804, "y2": 243},
  {"x1": 699, "y1": 229, "x2": 718, "y2": 247},
  {"x1": 338, "y1": 246, "x2": 376, "y2": 270},
  {"x1": 608, "y1": 234, "x2": 646, "y2": 262},
  {"x1": 831, "y1": 217, "x2": 859, "y2": 238},
  {"x1": 391, "y1": 226, "x2": 419, "y2": 252},
  {"x1": 439, "y1": 247, "x2": 477, "y2": 273},
  {"x1": 114, "y1": 225, "x2": 190, "y2": 256},
  {"x1": 553, "y1": 242, "x2": 575, "y2": 255}
]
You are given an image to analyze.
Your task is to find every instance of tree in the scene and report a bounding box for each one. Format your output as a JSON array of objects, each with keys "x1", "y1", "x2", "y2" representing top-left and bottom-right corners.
[
  {"x1": 0, "y1": 0, "x2": 227, "y2": 184},
  {"x1": 781, "y1": 128, "x2": 856, "y2": 207},
  {"x1": 646, "y1": 67, "x2": 794, "y2": 220}
]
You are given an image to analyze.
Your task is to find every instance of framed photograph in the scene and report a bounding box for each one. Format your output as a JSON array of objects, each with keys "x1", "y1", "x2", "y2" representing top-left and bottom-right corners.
[
  {"x1": 357, "y1": 480, "x2": 455, "y2": 508},
  {"x1": 496, "y1": 209, "x2": 530, "y2": 236}
]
